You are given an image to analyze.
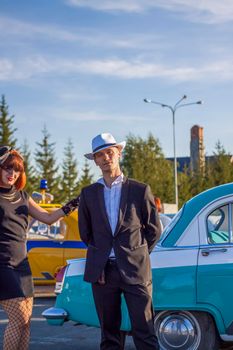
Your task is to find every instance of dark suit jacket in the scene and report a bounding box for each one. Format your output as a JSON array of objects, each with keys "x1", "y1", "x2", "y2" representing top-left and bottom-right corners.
[{"x1": 78, "y1": 177, "x2": 161, "y2": 285}]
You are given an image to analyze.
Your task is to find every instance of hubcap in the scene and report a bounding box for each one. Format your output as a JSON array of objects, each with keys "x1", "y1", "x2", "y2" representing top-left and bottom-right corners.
[{"x1": 154, "y1": 311, "x2": 201, "y2": 350}]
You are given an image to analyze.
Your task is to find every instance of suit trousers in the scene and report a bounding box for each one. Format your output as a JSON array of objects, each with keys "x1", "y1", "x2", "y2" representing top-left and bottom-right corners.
[{"x1": 92, "y1": 260, "x2": 159, "y2": 350}]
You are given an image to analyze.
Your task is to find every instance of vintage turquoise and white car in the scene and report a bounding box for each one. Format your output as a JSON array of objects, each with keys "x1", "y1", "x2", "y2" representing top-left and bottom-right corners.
[{"x1": 43, "y1": 182, "x2": 233, "y2": 350}]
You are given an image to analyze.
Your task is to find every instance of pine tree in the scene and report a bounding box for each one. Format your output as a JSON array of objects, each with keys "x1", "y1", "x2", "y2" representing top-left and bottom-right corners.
[
  {"x1": 20, "y1": 140, "x2": 37, "y2": 194},
  {"x1": 121, "y1": 133, "x2": 174, "y2": 203},
  {"x1": 178, "y1": 166, "x2": 192, "y2": 207},
  {"x1": 190, "y1": 168, "x2": 208, "y2": 197},
  {"x1": 60, "y1": 139, "x2": 79, "y2": 203},
  {"x1": 34, "y1": 125, "x2": 60, "y2": 200},
  {"x1": 207, "y1": 141, "x2": 233, "y2": 186},
  {"x1": 0, "y1": 95, "x2": 17, "y2": 147},
  {"x1": 78, "y1": 159, "x2": 94, "y2": 191},
  {"x1": 179, "y1": 141, "x2": 233, "y2": 207}
]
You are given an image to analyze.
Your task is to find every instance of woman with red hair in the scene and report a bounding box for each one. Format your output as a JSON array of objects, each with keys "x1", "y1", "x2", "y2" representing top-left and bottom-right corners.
[{"x1": 0, "y1": 146, "x2": 78, "y2": 350}]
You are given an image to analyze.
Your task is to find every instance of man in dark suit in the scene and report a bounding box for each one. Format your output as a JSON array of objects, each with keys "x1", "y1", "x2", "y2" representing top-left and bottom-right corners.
[{"x1": 78, "y1": 133, "x2": 161, "y2": 350}]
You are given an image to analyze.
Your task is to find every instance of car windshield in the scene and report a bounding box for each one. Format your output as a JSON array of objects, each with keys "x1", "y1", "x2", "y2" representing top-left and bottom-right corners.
[{"x1": 157, "y1": 206, "x2": 184, "y2": 243}]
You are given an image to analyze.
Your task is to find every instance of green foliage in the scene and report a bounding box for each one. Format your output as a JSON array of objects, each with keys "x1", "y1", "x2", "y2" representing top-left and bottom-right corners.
[
  {"x1": 34, "y1": 125, "x2": 60, "y2": 200},
  {"x1": 78, "y1": 159, "x2": 94, "y2": 191},
  {"x1": 178, "y1": 141, "x2": 233, "y2": 208},
  {"x1": 0, "y1": 95, "x2": 17, "y2": 147},
  {"x1": 190, "y1": 169, "x2": 209, "y2": 195},
  {"x1": 2, "y1": 95, "x2": 233, "y2": 208},
  {"x1": 178, "y1": 166, "x2": 192, "y2": 207},
  {"x1": 60, "y1": 139, "x2": 79, "y2": 203},
  {"x1": 121, "y1": 133, "x2": 174, "y2": 203},
  {"x1": 20, "y1": 140, "x2": 37, "y2": 194},
  {"x1": 206, "y1": 141, "x2": 233, "y2": 185}
]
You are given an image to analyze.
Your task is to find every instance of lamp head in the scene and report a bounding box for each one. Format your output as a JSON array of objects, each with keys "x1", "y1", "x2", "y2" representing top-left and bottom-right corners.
[
  {"x1": 197, "y1": 100, "x2": 203, "y2": 104},
  {"x1": 143, "y1": 98, "x2": 151, "y2": 103}
]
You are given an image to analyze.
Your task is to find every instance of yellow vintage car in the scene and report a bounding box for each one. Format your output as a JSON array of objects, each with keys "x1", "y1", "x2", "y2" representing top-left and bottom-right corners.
[{"x1": 27, "y1": 202, "x2": 86, "y2": 285}]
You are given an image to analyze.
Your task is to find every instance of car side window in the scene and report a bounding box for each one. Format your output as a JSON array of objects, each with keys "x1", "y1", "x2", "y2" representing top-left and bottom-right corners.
[
  {"x1": 207, "y1": 204, "x2": 230, "y2": 244},
  {"x1": 27, "y1": 218, "x2": 67, "y2": 240}
]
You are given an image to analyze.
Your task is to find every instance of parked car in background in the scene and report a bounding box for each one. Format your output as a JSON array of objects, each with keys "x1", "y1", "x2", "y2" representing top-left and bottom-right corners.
[
  {"x1": 43, "y1": 182, "x2": 233, "y2": 350},
  {"x1": 159, "y1": 213, "x2": 172, "y2": 230},
  {"x1": 27, "y1": 182, "x2": 86, "y2": 285},
  {"x1": 27, "y1": 204, "x2": 86, "y2": 285}
]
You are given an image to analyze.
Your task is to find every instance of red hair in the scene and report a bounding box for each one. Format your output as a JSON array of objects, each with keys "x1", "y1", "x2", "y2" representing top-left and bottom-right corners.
[
  {"x1": 0, "y1": 149, "x2": 26, "y2": 190},
  {"x1": 154, "y1": 197, "x2": 162, "y2": 213}
]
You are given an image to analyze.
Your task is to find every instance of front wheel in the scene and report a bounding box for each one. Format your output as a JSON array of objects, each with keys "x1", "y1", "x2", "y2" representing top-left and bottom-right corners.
[{"x1": 154, "y1": 310, "x2": 219, "y2": 350}]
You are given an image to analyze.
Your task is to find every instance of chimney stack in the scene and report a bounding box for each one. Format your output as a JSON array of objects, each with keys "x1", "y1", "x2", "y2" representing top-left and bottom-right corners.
[{"x1": 190, "y1": 125, "x2": 205, "y2": 172}]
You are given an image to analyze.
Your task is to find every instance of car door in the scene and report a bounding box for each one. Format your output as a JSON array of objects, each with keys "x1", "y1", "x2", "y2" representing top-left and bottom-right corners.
[
  {"x1": 197, "y1": 198, "x2": 233, "y2": 333},
  {"x1": 27, "y1": 215, "x2": 67, "y2": 284}
]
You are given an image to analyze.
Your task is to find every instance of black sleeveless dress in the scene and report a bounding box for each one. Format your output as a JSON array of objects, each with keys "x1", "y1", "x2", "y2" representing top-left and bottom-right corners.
[{"x1": 0, "y1": 186, "x2": 33, "y2": 300}]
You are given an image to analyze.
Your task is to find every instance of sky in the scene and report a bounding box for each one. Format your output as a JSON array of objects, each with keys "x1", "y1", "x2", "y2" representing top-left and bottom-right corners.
[{"x1": 1, "y1": 0, "x2": 233, "y2": 179}]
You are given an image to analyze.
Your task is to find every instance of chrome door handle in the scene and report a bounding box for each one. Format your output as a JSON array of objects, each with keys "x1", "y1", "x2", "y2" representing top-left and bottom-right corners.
[{"x1": 201, "y1": 248, "x2": 228, "y2": 256}]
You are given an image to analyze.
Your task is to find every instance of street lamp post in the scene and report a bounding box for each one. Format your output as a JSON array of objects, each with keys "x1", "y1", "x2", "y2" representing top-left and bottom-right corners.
[{"x1": 144, "y1": 95, "x2": 203, "y2": 209}]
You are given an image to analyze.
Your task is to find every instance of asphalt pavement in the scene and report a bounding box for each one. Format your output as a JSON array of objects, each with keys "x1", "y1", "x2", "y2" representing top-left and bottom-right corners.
[
  {"x1": 0, "y1": 295, "x2": 135, "y2": 350},
  {"x1": 1, "y1": 293, "x2": 233, "y2": 349}
]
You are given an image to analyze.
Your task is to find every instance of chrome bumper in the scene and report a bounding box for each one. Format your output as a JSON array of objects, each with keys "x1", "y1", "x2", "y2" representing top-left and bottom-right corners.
[{"x1": 42, "y1": 307, "x2": 68, "y2": 325}]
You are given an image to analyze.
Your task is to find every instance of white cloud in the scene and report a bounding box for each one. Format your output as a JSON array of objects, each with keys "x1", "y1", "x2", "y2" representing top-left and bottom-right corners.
[
  {"x1": 26, "y1": 105, "x2": 147, "y2": 122},
  {"x1": 0, "y1": 59, "x2": 14, "y2": 80},
  {"x1": 0, "y1": 57, "x2": 52, "y2": 81},
  {"x1": 65, "y1": 0, "x2": 143, "y2": 13},
  {"x1": 58, "y1": 91, "x2": 106, "y2": 102},
  {"x1": 1, "y1": 56, "x2": 233, "y2": 83},
  {"x1": 0, "y1": 16, "x2": 83, "y2": 42},
  {"x1": 65, "y1": 0, "x2": 233, "y2": 23},
  {"x1": 0, "y1": 15, "x2": 162, "y2": 51}
]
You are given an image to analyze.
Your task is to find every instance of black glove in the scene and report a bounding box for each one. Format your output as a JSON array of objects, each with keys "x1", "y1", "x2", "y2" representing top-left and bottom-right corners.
[{"x1": 62, "y1": 196, "x2": 80, "y2": 216}]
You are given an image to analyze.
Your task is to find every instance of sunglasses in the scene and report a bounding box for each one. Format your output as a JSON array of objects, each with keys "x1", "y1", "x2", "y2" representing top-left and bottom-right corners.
[{"x1": 0, "y1": 165, "x2": 22, "y2": 174}]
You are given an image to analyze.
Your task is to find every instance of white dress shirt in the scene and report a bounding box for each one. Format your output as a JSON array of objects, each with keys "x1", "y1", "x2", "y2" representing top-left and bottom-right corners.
[{"x1": 97, "y1": 173, "x2": 124, "y2": 258}]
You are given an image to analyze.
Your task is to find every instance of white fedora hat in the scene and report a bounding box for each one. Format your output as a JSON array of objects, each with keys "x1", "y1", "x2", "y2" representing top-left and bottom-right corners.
[{"x1": 84, "y1": 133, "x2": 126, "y2": 160}]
